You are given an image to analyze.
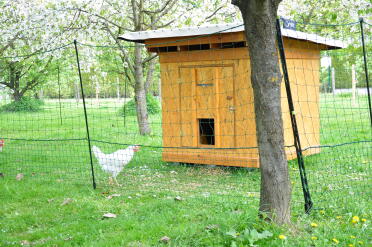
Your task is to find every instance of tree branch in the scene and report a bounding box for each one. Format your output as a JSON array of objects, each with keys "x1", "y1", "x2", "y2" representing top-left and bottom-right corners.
[
  {"x1": 143, "y1": 0, "x2": 173, "y2": 14},
  {"x1": 104, "y1": 24, "x2": 135, "y2": 75},
  {"x1": 142, "y1": 54, "x2": 158, "y2": 64},
  {"x1": 0, "y1": 31, "x2": 21, "y2": 56},
  {"x1": 150, "y1": 0, "x2": 177, "y2": 27},
  {"x1": 0, "y1": 81, "x2": 11, "y2": 87},
  {"x1": 203, "y1": 6, "x2": 224, "y2": 22},
  {"x1": 69, "y1": 7, "x2": 126, "y2": 30}
]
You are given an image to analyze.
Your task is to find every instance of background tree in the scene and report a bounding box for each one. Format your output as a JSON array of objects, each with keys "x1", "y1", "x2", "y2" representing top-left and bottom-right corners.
[
  {"x1": 232, "y1": 0, "x2": 291, "y2": 224},
  {"x1": 73, "y1": 0, "x2": 237, "y2": 135},
  {"x1": 280, "y1": 0, "x2": 371, "y2": 91},
  {"x1": 0, "y1": 0, "x2": 81, "y2": 101}
]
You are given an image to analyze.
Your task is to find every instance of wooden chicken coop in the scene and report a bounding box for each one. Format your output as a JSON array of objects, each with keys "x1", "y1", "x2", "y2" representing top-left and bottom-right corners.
[{"x1": 120, "y1": 23, "x2": 344, "y2": 168}]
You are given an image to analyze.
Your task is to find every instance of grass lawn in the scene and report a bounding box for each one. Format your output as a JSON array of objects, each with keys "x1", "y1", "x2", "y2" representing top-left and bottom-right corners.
[{"x1": 0, "y1": 94, "x2": 370, "y2": 246}]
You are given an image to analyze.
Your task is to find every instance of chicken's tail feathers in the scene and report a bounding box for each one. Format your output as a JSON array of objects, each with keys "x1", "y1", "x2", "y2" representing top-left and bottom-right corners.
[{"x1": 91, "y1": 146, "x2": 102, "y2": 159}]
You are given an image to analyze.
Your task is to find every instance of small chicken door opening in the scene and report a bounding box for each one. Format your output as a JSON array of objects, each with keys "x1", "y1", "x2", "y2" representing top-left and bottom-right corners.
[{"x1": 199, "y1": 118, "x2": 215, "y2": 145}]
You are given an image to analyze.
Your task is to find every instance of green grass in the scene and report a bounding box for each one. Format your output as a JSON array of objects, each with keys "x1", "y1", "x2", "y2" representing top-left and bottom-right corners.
[{"x1": 0, "y1": 95, "x2": 371, "y2": 246}]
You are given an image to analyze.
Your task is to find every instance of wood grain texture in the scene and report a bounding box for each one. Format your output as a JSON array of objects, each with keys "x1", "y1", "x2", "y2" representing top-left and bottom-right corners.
[{"x1": 160, "y1": 36, "x2": 321, "y2": 168}]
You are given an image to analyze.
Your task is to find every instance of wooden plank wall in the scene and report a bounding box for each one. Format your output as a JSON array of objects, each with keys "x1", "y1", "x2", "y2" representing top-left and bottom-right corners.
[{"x1": 160, "y1": 39, "x2": 321, "y2": 167}]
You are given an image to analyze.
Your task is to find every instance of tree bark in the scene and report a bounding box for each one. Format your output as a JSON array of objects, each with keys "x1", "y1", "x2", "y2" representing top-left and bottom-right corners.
[
  {"x1": 9, "y1": 63, "x2": 23, "y2": 101},
  {"x1": 12, "y1": 89, "x2": 23, "y2": 101},
  {"x1": 144, "y1": 53, "x2": 156, "y2": 94},
  {"x1": 134, "y1": 43, "x2": 151, "y2": 135},
  {"x1": 130, "y1": 0, "x2": 151, "y2": 135},
  {"x1": 232, "y1": 0, "x2": 291, "y2": 224}
]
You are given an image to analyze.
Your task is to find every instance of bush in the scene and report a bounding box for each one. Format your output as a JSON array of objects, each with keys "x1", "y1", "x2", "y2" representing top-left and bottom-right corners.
[
  {"x1": 0, "y1": 97, "x2": 44, "y2": 112},
  {"x1": 119, "y1": 94, "x2": 160, "y2": 116}
]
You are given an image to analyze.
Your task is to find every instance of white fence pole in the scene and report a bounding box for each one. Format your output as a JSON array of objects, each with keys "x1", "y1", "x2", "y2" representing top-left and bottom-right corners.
[{"x1": 332, "y1": 67, "x2": 336, "y2": 96}]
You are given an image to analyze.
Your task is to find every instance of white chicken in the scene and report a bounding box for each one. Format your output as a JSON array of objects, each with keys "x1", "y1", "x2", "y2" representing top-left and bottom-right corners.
[{"x1": 92, "y1": 145, "x2": 140, "y2": 185}]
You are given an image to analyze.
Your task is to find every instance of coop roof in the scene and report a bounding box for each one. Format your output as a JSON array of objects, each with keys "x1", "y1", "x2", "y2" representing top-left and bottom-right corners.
[{"x1": 119, "y1": 23, "x2": 345, "y2": 49}]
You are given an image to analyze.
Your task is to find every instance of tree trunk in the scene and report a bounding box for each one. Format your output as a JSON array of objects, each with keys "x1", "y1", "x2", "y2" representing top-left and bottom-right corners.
[
  {"x1": 145, "y1": 53, "x2": 156, "y2": 94},
  {"x1": 12, "y1": 89, "x2": 23, "y2": 101},
  {"x1": 10, "y1": 65, "x2": 23, "y2": 101},
  {"x1": 232, "y1": 0, "x2": 291, "y2": 224},
  {"x1": 134, "y1": 43, "x2": 151, "y2": 135}
]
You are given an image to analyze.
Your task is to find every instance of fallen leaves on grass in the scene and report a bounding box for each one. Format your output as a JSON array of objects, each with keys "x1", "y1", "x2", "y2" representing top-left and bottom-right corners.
[
  {"x1": 106, "y1": 193, "x2": 121, "y2": 200},
  {"x1": 174, "y1": 196, "x2": 183, "y2": 201},
  {"x1": 61, "y1": 198, "x2": 73, "y2": 206},
  {"x1": 64, "y1": 236, "x2": 73, "y2": 241},
  {"x1": 205, "y1": 224, "x2": 219, "y2": 231},
  {"x1": 160, "y1": 236, "x2": 170, "y2": 243},
  {"x1": 16, "y1": 173, "x2": 24, "y2": 181},
  {"x1": 20, "y1": 240, "x2": 30, "y2": 245},
  {"x1": 102, "y1": 213, "x2": 117, "y2": 219}
]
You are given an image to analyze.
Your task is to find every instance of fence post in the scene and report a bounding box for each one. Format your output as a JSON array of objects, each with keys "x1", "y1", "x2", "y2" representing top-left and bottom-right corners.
[
  {"x1": 73, "y1": 40, "x2": 97, "y2": 189},
  {"x1": 276, "y1": 19, "x2": 313, "y2": 213},
  {"x1": 359, "y1": 18, "x2": 372, "y2": 128}
]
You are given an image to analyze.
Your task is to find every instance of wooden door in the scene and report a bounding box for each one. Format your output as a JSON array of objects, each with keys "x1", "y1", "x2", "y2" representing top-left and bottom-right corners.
[{"x1": 179, "y1": 65, "x2": 235, "y2": 148}]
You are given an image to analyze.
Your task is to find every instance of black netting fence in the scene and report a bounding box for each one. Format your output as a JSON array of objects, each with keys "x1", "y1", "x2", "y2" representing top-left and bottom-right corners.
[{"x1": 0, "y1": 19, "x2": 370, "y2": 214}]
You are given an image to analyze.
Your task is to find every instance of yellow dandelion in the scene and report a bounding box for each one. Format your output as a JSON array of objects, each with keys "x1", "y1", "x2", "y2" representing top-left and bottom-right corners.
[
  {"x1": 361, "y1": 218, "x2": 366, "y2": 223},
  {"x1": 357, "y1": 241, "x2": 363, "y2": 245},
  {"x1": 278, "y1": 235, "x2": 287, "y2": 240},
  {"x1": 336, "y1": 216, "x2": 342, "y2": 219},
  {"x1": 332, "y1": 238, "x2": 339, "y2": 244},
  {"x1": 311, "y1": 236, "x2": 318, "y2": 240},
  {"x1": 350, "y1": 235, "x2": 356, "y2": 239},
  {"x1": 352, "y1": 216, "x2": 360, "y2": 224},
  {"x1": 310, "y1": 222, "x2": 318, "y2": 228},
  {"x1": 319, "y1": 210, "x2": 325, "y2": 215},
  {"x1": 348, "y1": 244, "x2": 354, "y2": 247}
]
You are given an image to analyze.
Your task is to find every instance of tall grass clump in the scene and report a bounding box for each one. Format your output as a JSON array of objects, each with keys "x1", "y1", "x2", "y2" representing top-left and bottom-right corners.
[
  {"x1": 0, "y1": 97, "x2": 44, "y2": 112},
  {"x1": 119, "y1": 94, "x2": 160, "y2": 116}
]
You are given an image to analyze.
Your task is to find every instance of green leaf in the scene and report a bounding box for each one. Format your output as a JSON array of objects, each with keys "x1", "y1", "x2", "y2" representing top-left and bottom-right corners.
[
  {"x1": 257, "y1": 230, "x2": 273, "y2": 239},
  {"x1": 226, "y1": 229, "x2": 237, "y2": 238}
]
